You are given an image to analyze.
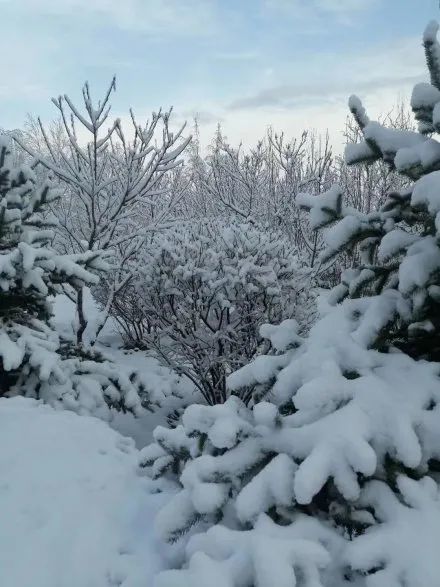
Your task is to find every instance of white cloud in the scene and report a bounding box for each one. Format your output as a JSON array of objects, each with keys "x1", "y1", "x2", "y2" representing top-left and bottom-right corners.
[
  {"x1": 0, "y1": 0, "x2": 424, "y2": 155},
  {"x1": 186, "y1": 85, "x2": 414, "y2": 155},
  {"x1": 264, "y1": 0, "x2": 377, "y2": 27},
  {"x1": 1, "y1": 0, "x2": 219, "y2": 35},
  {"x1": 227, "y1": 35, "x2": 424, "y2": 111},
  {"x1": 213, "y1": 51, "x2": 260, "y2": 61},
  {"x1": 227, "y1": 74, "x2": 422, "y2": 110},
  {"x1": 181, "y1": 109, "x2": 224, "y2": 126},
  {"x1": 176, "y1": 35, "x2": 426, "y2": 152},
  {"x1": 316, "y1": 0, "x2": 374, "y2": 14}
]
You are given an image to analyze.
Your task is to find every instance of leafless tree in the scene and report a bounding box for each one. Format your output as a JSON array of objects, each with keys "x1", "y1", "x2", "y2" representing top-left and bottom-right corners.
[{"x1": 16, "y1": 78, "x2": 191, "y2": 345}]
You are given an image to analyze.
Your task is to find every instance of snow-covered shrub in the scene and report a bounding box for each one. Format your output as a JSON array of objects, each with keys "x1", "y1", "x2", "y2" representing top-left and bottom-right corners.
[
  {"x1": 146, "y1": 22, "x2": 440, "y2": 587},
  {"x1": 111, "y1": 219, "x2": 313, "y2": 405},
  {"x1": 0, "y1": 138, "x2": 144, "y2": 416},
  {"x1": 24, "y1": 342, "x2": 146, "y2": 418}
]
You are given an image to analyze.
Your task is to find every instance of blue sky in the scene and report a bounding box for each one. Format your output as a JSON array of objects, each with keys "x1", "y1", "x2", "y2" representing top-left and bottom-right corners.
[{"x1": 0, "y1": 0, "x2": 438, "y2": 149}]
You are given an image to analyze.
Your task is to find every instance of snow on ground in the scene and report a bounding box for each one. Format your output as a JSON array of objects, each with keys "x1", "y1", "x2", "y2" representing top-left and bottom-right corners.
[
  {"x1": 0, "y1": 397, "x2": 169, "y2": 587},
  {"x1": 0, "y1": 293, "x2": 191, "y2": 586}
]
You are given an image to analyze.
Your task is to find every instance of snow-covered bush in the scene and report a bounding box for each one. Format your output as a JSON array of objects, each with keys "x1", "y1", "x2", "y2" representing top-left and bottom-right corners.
[
  {"x1": 0, "y1": 138, "x2": 144, "y2": 417},
  {"x1": 112, "y1": 219, "x2": 312, "y2": 405},
  {"x1": 145, "y1": 21, "x2": 440, "y2": 587}
]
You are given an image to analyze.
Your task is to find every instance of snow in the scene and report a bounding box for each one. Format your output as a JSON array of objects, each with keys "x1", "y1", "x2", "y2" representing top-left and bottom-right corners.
[
  {"x1": 323, "y1": 215, "x2": 362, "y2": 253},
  {"x1": 348, "y1": 94, "x2": 370, "y2": 128},
  {"x1": 252, "y1": 401, "x2": 278, "y2": 428},
  {"x1": 156, "y1": 514, "x2": 335, "y2": 587},
  {"x1": 377, "y1": 228, "x2": 419, "y2": 262},
  {"x1": 411, "y1": 82, "x2": 440, "y2": 109},
  {"x1": 0, "y1": 330, "x2": 25, "y2": 370},
  {"x1": 363, "y1": 121, "x2": 425, "y2": 162},
  {"x1": 344, "y1": 141, "x2": 376, "y2": 165},
  {"x1": 399, "y1": 236, "x2": 440, "y2": 294},
  {"x1": 297, "y1": 184, "x2": 342, "y2": 229},
  {"x1": 412, "y1": 170, "x2": 440, "y2": 214},
  {"x1": 227, "y1": 352, "x2": 290, "y2": 391},
  {"x1": 259, "y1": 318, "x2": 302, "y2": 351},
  {"x1": 394, "y1": 139, "x2": 440, "y2": 174},
  {"x1": 182, "y1": 399, "x2": 253, "y2": 449},
  {"x1": 51, "y1": 290, "x2": 115, "y2": 345},
  {"x1": 424, "y1": 19, "x2": 440, "y2": 43},
  {"x1": 0, "y1": 397, "x2": 168, "y2": 587},
  {"x1": 347, "y1": 475, "x2": 440, "y2": 587},
  {"x1": 235, "y1": 454, "x2": 296, "y2": 524}
]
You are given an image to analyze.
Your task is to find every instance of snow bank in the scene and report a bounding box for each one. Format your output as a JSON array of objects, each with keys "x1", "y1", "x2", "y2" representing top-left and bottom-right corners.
[{"x1": 0, "y1": 397, "x2": 167, "y2": 587}]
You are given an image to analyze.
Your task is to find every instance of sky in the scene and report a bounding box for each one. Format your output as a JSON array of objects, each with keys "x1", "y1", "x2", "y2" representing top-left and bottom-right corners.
[{"x1": 0, "y1": 0, "x2": 438, "y2": 151}]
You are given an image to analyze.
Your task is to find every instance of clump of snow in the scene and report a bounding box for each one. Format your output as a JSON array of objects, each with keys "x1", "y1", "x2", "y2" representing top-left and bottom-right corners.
[
  {"x1": 412, "y1": 170, "x2": 440, "y2": 214},
  {"x1": 235, "y1": 454, "x2": 296, "y2": 524},
  {"x1": 394, "y1": 139, "x2": 440, "y2": 174},
  {"x1": 347, "y1": 475, "x2": 440, "y2": 587},
  {"x1": 344, "y1": 141, "x2": 376, "y2": 165},
  {"x1": 363, "y1": 121, "x2": 426, "y2": 164},
  {"x1": 424, "y1": 20, "x2": 440, "y2": 44},
  {"x1": 227, "y1": 352, "x2": 290, "y2": 391},
  {"x1": 411, "y1": 82, "x2": 440, "y2": 109},
  {"x1": 348, "y1": 94, "x2": 370, "y2": 128},
  {"x1": 399, "y1": 236, "x2": 440, "y2": 295},
  {"x1": 156, "y1": 514, "x2": 342, "y2": 587},
  {"x1": 297, "y1": 184, "x2": 342, "y2": 229},
  {"x1": 259, "y1": 319, "x2": 302, "y2": 351}
]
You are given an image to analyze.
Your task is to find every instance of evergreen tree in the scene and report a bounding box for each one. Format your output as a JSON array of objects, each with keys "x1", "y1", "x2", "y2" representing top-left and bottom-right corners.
[
  {"x1": 0, "y1": 137, "x2": 143, "y2": 417},
  {"x1": 296, "y1": 21, "x2": 440, "y2": 361},
  {"x1": 144, "y1": 22, "x2": 440, "y2": 587}
]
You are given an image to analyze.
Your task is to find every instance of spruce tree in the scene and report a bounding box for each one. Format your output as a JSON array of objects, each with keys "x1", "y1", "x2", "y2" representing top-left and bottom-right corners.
[
  {"x1": 296, "y1": 22, "x2": 440, "y2": 361},
  {"x1": 0, "y1": 137, "x2": 143, "y2": 417},
  {"x1": 144, "y1": 22, "x2": 440, "y2": 587}
]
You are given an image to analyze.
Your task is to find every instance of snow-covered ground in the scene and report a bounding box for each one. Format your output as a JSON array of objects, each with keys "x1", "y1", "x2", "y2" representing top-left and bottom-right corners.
[
  {"x1": 0, "y1": 294, "x2": 195, "y2": 586},
  {"x1": 0, "y1": 397, "x2": 169, "y2": 587}
]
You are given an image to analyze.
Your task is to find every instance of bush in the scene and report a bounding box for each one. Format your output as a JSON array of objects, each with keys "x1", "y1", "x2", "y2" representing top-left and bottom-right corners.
[{"x1": 106, "y1": 219, "x2": 314, "y2": 405}]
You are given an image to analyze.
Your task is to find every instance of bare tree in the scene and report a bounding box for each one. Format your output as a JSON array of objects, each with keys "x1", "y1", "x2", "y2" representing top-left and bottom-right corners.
[{"x1": 16, "y1": 78, "x2": 191, "y2": 345}]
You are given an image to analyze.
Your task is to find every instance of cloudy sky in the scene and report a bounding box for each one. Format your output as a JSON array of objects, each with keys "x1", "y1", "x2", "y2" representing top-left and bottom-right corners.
[{"x1": 0, "y1": 0, "x2": 437, "y2": 150}]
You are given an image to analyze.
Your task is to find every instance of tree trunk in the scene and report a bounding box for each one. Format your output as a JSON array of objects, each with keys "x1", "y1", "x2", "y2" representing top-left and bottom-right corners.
[{"x1": 76, "y1": 287, "x2": 88, "y2": 346}]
